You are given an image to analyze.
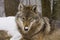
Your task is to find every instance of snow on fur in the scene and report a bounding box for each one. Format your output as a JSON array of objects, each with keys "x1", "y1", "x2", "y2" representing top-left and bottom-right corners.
[{"x1": 0, "y1": 16, "x2": 22, "y2": 40}]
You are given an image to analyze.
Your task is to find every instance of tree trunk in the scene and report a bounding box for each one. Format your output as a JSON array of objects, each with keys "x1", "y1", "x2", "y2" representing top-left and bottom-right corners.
[
  {"x1": 4, "y1": 0, "x2": 19, "y2": 16},
  {"x1": 41, "y1": 0, "x2": 51, "y2": 19},
  {"x1": 4, "y1": 0, "x2": 42, "y2": 16},
  {"x1": 52, "y1": 0, "x2": 60, "y2": 20},
  {"x1": 0, "y1": 0, "x2": 5, "y2": 17}
]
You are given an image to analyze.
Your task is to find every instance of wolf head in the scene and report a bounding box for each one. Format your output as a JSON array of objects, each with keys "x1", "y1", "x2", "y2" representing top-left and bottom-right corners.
[{"x1": 16, "y1": 3, "x2": 51, "y2": 36}]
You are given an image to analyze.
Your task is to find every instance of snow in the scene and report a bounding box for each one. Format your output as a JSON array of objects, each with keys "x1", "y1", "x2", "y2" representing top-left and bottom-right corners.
[{"x1": 0, "y1": 16, "x2": 22, "y2": 40}]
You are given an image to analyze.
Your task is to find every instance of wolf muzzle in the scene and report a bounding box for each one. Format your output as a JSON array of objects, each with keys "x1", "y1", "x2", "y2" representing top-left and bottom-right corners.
[{"x1": 24, "y1": 27, "x2": 28, "y2": 31}]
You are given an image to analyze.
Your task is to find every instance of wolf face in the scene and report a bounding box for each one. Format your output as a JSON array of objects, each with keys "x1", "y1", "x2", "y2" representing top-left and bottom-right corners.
[{"x1": 15, "y1": 3, "x2": 45, "y2": 35}]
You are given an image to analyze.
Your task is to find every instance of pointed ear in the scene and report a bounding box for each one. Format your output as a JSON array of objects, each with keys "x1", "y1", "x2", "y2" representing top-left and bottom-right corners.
[
  {"x1": 18, "y1": 3, "x2": 24, "y2": 11},
  {"x1": 32, "y1": 5, "x2": 37, "y2": 12},
  {"x1": 43, "y1": 17, "x2": 51, "y2": 34}
]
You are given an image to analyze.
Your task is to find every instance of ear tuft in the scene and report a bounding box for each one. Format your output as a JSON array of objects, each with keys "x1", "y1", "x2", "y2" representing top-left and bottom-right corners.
[
  {"x1": 32, "y1": 5, "x2": 37, "y2": 12},
  {"x1": 18, "y1": 3, "x2": 24, "y2": 11}
]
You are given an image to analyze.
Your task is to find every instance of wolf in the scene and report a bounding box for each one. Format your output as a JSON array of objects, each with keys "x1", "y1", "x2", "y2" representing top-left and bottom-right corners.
[
  {"x1": 16, "y1": 3, "x2": 60, "y2": 40},
  {"x1": 0, "y1": 30, "x2": 11, "y2": 40}
]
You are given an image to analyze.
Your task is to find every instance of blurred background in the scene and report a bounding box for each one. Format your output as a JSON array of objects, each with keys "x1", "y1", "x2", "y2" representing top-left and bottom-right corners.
[{"x1": 0, "y1": 0, "x2": 60, "y2": 22}]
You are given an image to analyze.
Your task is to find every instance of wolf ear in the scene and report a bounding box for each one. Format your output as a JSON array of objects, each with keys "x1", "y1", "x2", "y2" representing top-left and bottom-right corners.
[
  {"x1": 18, "y1": 3, "x2": 24, "y2": 11},
  {"x1": 43, "y1": 17, "x2": 51, "y2": 34},
  {"x1": 32, "y1": 5, "x2": 37, "y2": 12}
]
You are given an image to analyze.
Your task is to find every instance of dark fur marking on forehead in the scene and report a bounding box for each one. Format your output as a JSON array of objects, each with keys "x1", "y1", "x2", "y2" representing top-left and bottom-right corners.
[
  {"x1": 22, "y1": 6, "x2": 37, "y2": 18},
  {"x1": 24, "y1": 6, "x2": 33, "y2": 10}
]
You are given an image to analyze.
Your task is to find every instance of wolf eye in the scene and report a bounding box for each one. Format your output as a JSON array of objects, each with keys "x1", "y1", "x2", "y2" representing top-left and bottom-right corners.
[
  {"x1": 23, "y1": 18, "x2": 24, "y2": 19},
  {"x1": 22, "y1": 17, "x2": 25, "y2": 20},
  {"x1": 21, "y1": 17, "x2": 25, "y2": 22}
]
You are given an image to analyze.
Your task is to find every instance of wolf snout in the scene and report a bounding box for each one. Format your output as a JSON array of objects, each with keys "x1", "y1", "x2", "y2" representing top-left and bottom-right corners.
[{"x1": 24, "y1": 27, "x2": 28, "y2": 31}]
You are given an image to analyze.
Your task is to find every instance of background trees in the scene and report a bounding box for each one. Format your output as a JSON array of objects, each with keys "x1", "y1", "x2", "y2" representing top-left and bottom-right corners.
[
  {"x1": 4, "y1": 0, "x2": 19, "y2": 16},
  {"x1": 41, "y1": 0, "x2": 51, "y2": 19},
  {"x1": 0, "y1": 0, "x2": 59, "y2": 21},
  {"x1": 52, "y1": 0, "x2": 60, "y2": 20}
]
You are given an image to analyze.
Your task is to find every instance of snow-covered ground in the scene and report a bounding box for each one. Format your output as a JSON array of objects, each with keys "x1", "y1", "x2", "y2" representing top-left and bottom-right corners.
[{"x1": 0, "y1": 16, "x2": 22, "y2": 40}]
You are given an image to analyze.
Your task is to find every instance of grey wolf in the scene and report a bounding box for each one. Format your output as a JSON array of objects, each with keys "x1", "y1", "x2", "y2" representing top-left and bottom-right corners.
[{"x1": 16, "y1": 3, "x2": 60, "y2": 40}]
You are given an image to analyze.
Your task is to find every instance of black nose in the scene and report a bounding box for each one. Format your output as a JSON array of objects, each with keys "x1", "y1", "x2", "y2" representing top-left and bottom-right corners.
[
  {"x1": 24, "y1": 29, "x2": 28, "y2": 31},
  {"x1": 24, "y1": 27, "x2": 28, "y2": 31}
]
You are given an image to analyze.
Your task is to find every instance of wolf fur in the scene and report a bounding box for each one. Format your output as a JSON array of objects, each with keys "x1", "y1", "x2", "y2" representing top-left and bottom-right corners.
[
  {"x1": 0, "y1": 30, "x2": 11, "y2": 40},
  {"x1": 16, "y1": 3, "x2": 60, "y2": 40}
]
